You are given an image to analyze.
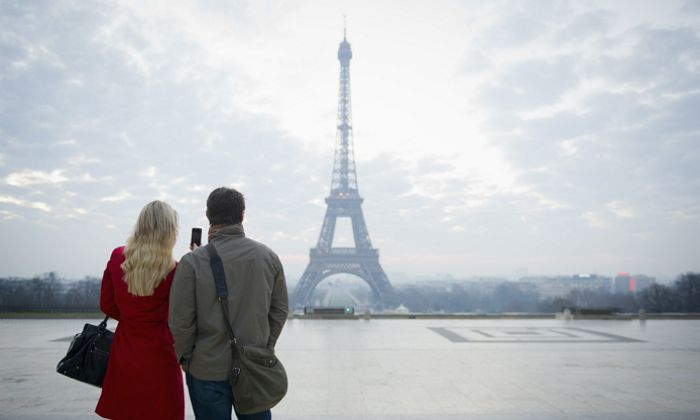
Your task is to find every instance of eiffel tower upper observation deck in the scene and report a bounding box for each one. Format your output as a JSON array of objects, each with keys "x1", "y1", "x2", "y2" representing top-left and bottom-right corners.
[{"x1": 292, "y1": 30, "x2": 394, "y2": 309}]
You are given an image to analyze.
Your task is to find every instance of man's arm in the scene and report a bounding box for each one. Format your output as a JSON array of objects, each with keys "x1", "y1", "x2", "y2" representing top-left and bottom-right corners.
[
  {"x1": 169, "y1": 255, "x2": 197, "y2": 366},
  {"x1": 267, "y1": 254, "x2": 289, "y2": 349}
]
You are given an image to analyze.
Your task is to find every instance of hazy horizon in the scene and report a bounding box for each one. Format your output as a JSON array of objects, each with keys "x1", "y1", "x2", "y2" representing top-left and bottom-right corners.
[{"x1": 1, "y1": 0, "x2": 699, "y2": 281}]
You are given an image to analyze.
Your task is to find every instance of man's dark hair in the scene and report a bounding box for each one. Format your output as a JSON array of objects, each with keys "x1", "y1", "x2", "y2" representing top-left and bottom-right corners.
[{"x1": 206, "y1": 187, "x2": 245, "y2": 225}]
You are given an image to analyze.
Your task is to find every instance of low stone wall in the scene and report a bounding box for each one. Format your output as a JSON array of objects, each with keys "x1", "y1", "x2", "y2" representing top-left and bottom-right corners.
[{"x1": 292, "y1": 312, "x2": 700, "y2": 320}]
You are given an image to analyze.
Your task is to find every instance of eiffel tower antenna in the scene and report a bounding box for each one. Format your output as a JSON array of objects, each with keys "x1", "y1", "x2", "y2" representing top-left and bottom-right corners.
[{"x1": 293, "y1": 28, "x2": 394, "y2": 309}]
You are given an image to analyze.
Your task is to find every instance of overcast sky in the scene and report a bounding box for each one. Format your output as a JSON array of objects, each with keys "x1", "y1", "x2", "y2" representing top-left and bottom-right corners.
[{"x1": 1, "y1": 0, "x2": 699, "y2": 282}]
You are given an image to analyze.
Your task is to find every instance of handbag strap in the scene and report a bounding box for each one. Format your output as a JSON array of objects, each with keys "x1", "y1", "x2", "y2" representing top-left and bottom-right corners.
[
  {"x1": 98, "y1": 315, "x2": 109, "y2": 333},
  {"x1": 205, "y1": 243, "x2": 242, "y2": 362}
]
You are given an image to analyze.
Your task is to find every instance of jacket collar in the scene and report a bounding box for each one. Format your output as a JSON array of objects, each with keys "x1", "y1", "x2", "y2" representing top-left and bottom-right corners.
[{"x1": 211, "y1": 223, "x2": 245, "y2": 240}]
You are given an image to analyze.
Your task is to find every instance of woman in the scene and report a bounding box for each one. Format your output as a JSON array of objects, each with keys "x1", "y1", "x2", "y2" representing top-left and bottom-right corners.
[{"x1": 96, "y1": 200, "x2": 184, "y2": 420}]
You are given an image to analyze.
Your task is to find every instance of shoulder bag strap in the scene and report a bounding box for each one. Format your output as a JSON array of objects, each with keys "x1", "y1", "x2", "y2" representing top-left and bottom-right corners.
[
  {"x1": 205, "y1": 243, "x2": 242, "y2": 361},
  {"x1": 97, "y1": 315, "x2": 109, "y2": 333}
]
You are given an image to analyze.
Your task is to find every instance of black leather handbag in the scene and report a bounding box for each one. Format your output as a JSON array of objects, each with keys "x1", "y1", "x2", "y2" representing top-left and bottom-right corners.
[{"x1": 56, "y1": 316, "x2": 113, "y2": 387}]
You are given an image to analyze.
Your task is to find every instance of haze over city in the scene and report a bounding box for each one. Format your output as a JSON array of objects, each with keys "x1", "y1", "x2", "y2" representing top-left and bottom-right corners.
[{"x1": 1, "y1": 0, "x2": 699, "y2": 281}]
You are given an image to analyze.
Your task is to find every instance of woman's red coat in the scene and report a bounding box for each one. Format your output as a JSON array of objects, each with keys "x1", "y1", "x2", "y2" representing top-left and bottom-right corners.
[{"x1": 95, "y1": 246, "x2": 184, "y2": 420}]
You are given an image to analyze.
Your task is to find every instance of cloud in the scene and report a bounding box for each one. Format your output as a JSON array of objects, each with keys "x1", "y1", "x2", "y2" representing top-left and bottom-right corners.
[
  {"x1": 5, "y1": 169, "x2": 68, "y2": 186},
  {"x1": 608, "y1": 201, "x2": 637, "y2": 219},
  {"x1": 0, "y1": 194, "x2": 51, "y2": 212},
  {"x1": 140, "y1": 167, "x2": 157, "y2": 178},
  {"x1": 479, "y1": 55, "x2": 579, "y2": 111},
  {"x1": 682, "y1": 0, "x2": 700, "y2": 14},
  {"x1": 581, "y1": 211, "x2": 607, "y2": 228},
  {"x1": 100, "y1": 191, "x2": 132, "y2": 203},
  {"x1": 0, "y1": 210, "x2": 19, "y2": 220},
  {"x1": 67, "y1": 155, "x2": 102, "y2": 166},
  {"x1": 467, "y1": 5, "x2": 699, "y2": 219},
  {"x1": 0, "y1": 0, "x2": 698, "y2": 279},
  {"x1": 3, "y1": 169, "x2": 98, "y2": 186}
]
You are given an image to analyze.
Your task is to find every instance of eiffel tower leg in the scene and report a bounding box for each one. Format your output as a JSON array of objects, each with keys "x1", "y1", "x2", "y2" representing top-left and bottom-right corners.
[
  {"x1": 359, "y1": 260, "x2": 395, "y2": 309},
  {"x1": 293, "y1": 261, "x2": 324, "y2": 309},
  {"x1": 317, "y1": 208, "x2": 337, "y2": 250}
]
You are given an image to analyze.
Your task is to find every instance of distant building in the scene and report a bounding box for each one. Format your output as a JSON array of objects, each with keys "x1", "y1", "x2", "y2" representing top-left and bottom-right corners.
[
  {"x1": 394, "y1": 304, "x2": 409, "y2": 314},
  {"x1": 634, "y1": 275, "x2": 655, "y2": 291},
  {"x1": 614, "y1": 273, "x2": 633, "y2": 294},
  {"x1": 613, "y1": 273, "x2": 655, "y2": 294},
  {"x1": 520, "y1": 274, "x2": 611, "y2": 298}
]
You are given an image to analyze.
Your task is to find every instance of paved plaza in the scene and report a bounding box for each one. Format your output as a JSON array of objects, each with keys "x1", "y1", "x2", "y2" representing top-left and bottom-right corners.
[{"x1": 1, "y1": 317, "x2": 700, "y2": 419}]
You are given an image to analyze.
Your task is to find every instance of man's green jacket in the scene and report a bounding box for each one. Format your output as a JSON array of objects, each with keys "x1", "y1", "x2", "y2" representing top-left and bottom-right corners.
[{"x1": 168, "y1": 224, "x2": 289, "y2": 381}]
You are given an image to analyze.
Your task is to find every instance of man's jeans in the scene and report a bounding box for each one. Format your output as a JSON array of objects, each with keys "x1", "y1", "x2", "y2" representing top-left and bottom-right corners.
[{"x1": 186, "y1": 372, "x2": 272, "y2": 420}]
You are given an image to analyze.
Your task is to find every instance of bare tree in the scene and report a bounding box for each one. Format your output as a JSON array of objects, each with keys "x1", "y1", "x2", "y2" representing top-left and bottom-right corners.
[
  {"x1": 638, "y1": 284, "x2": 678, "y2": 312},
  {"x1": 675, "y1": 273, "x2": 700, "y2": 312}
]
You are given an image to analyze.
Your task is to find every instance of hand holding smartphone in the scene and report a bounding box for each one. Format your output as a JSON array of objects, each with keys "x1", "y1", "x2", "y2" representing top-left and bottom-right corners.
[{"x1": 190, "y1": 227, "x2": 202, "y2": 250}]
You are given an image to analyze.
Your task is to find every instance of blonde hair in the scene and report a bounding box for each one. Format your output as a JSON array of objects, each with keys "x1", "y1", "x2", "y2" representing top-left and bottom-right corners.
[{"x1": 121, "y1": 200, "x2": 178, "y2": 296}]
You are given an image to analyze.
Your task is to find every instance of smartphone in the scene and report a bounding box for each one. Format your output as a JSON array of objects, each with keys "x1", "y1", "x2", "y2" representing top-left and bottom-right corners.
[{"x1": 190, "y1": 227, "x2": 202, "y2": 247}]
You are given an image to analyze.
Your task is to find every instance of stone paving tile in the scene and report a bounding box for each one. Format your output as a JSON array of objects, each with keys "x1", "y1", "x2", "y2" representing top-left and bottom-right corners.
[{"x1": 2, "y1": 318, "x2": 700, "y2": 419}]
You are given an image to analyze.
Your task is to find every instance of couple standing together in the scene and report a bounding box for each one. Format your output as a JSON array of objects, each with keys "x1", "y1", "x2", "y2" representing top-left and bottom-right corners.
[{"x1": 95, "y1": 187, "x2": 289, "y2": 420}]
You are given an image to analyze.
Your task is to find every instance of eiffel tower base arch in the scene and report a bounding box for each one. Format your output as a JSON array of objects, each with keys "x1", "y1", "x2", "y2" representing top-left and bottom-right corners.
[{"x1": 293, "y1": 250, "x2": 395, "y2": 309}]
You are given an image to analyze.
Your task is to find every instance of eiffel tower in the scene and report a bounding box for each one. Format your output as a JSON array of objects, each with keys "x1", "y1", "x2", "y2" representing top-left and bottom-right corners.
[{"x1": 293, "y1": 29, "x2": 394, "y2": 309}]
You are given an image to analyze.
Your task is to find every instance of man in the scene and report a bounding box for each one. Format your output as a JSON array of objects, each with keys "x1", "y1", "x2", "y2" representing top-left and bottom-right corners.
[{"x1": 169, "y1": 187, "x2": 289, "y2": 420}]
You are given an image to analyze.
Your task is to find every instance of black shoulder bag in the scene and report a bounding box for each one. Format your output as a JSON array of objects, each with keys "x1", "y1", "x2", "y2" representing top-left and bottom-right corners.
[
  {"x1": 205, "y1": 243, "x2": 288, "y2": 414},
  {"x1": 56, "y1": 315, "x2": 113, "y2": 387}
]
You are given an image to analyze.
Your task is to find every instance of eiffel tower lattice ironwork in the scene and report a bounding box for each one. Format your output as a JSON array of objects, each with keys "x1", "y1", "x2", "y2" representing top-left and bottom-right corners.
[{"x1": 293, "y1": 30, "x2": 394, "y2": 309}]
